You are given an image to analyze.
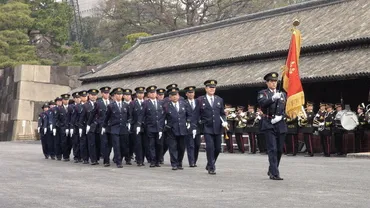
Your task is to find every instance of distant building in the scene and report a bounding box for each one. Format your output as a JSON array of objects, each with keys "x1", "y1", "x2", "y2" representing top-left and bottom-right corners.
[{"x1": 79, "y1": 0, "x2": 101, "y2": 17}]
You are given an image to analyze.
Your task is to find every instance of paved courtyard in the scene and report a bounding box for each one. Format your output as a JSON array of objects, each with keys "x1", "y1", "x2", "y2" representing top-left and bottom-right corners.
[{"x1": 1, "y1": 141, "x2": 370, "y2": 208}]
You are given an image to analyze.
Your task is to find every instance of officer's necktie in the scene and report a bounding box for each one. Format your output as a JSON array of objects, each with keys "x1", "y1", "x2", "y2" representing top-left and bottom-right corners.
[
  {"x1": 190, "y1": 100, "x2": 194, "y2": 110},
  {"x1": 210, "y1": 97, "x2": 214, "y2": 107},
  {"x1": 175, "y1": 103, "x2": 179, "y2": 112},
  {"x1": 154, "y1": 100, "x2": 157, "y2": 110},
  {"x1": 118, "y1": 102, "x2": 121, "y2": 111}
]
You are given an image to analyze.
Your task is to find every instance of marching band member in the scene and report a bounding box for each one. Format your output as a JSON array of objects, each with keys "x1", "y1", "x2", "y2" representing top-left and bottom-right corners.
[
  {"x1": 285, "y1": 115, "x2": 299, "y2": 156},
  {"x1": 255, "y1": 107, "x2": 266, "y2": 153},
  {"x1": 299, "y1": 102, "x2": 315, "y2": 157},
  {"x1": 318, "y1": 103, "x2": 335, "y2": 157},
  {"x1": 245, "y1": 105, "x2": 258, "y2": 154},
  {"x1": 234, "y1": 106, "x2": 247, "y2": 153},
  {"x1": 333, "y1": 103, "x2": 345, "y2": 155},
  {"x1": 355, "y1": 104, "x2": 366, "y2": 153},
  {"x1": 224, "y1": 104, "x2": 235, "y2": 153}
]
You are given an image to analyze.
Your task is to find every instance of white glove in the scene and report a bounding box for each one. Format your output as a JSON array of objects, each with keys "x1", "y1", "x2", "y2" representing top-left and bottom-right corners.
[
  {"x1": 52, "y1": 129, "x2": 56, "y2": 136},
  {"x1": 37, "y1": 127, "x2": 40, "y2": 133},
  {"x1": 44, "y1": 128, "x2": 47, "y2": 134},
  {"x1": 271, "y1": 115, "x2": 283, "y2": 124},
  {"x1": 186, "y1": 122, "x2": 190, "y2": 129},
  {"x1": 192, "y1": 130, "x2": 196, "y2": 139},
  {"x1": 70, "y1": 129, "x2": 74, "y2": 137},
  {"x1": 159, "y1": 132, "x2": 162, "y2": 139},
  {"x1": 127, "y1": 123, "x2": 131, "y2": 131},
  {"x1": 165, "y1": 120, "x2": 167, "y2": 125},
  {"x1": 240, "y1": 112, "x2": 246, "y2": 117},
  {"x1": 65, "y1": 129, "x2": 69, "y2": 136},
  {"x1": 319, "y1": 122, "x2": 325, "y2": 127},
  {"x1": 49, "y1": 124, "x2": 53, "y2": 131},
  {"x1": 241, "y1": 119, "x2": 247, "y2": 123},
  {"x1": 86, "y1": 125, "x2": 90, "y2": 134},
  {"x1": 222, "y1": 121, "x2": 228, "y2": 128},
  {"x1": 231, "y1": 113, "x2": 237, "y2": 118},
  {"x1": 136, "y1": 127, "x2": 140, "y2": 135},
  {"x1": 272, "y1": 92, "x2": 282, "y2": 101},
  {"x1": 101, "y1": 128, "x2": 105, "y2": 135},
  {"x1": 256, "y1": 116, "x2": 261, "y2": 120},
  {"x1": 79, "y1": 128, "x2": 82, "y2": 137}
]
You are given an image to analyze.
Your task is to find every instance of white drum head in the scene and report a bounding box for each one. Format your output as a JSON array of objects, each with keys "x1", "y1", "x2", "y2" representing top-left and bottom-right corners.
[{"x1": 340, "y1": 111, "x2": 358, "y2": 130}]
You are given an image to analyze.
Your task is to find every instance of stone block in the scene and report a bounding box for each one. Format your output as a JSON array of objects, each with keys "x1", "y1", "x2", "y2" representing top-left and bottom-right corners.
[
  {"x1": 50, "y1": 67, "x2": 69, "y2": 86},
  {"x1": 69, "y1": 75, "x2": 82, "y2": 89},
  {"x1": 66, "y1": 66, "x2": 81, "y2": 76},
  {"x1": 18, "y1": 81, "x2": 71, "y2": 102},
  {"x1": 11, "y1": 99, "x2": 34, "y2": 121},
  {"x1": 11, "y1": 120, "x2": 37, "y2": 141},
  {"x1": 33, "y1": 65, "x2": 51, "y2": 83}
]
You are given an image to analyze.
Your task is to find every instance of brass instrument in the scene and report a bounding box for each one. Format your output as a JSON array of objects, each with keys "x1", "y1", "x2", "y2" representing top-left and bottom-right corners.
[
  {"x1": 313, "y1": 111, "x2": 326, "y2": 131},
  {"x1": 252, "y1": 112, "x2": 261, "y2": 126},
  {"x1": 226, "y1": 108, "x2": 236, "y2": 120},
  {"x1": 297, "y1": 106, "x2": 308, "y2": 127},
  {"x1": 235, "y1": 111, "x2": 247, "y2": 128},
  {"x1": 361, "y1": 103, "x2": 370, "y2": 123}
]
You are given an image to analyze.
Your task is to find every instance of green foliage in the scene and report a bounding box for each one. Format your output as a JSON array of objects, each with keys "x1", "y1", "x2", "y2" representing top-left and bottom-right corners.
[
  {"x1": 121, "y1": 32, "x2": 151, "y2": 51},
  {"x1": 0, "y1": 2, "x2": 39, "y2": 68}
]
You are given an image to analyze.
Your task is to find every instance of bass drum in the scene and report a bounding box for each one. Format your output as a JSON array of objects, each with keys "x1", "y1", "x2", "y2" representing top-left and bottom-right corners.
[{"x1": 335, "y1": 110, "x2": 358, "y2": 131}]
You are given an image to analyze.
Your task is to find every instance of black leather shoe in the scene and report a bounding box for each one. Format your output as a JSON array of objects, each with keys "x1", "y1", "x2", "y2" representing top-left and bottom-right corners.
[
  {"x1": 160, "y1": 161, "x2": 164, "y2": 165},
  {"x1": 150, "y1": 164, "x2": 156, "y2": 168},
  {"x1": 51, "y1": 157, "x2": 55, "y2": 160},
  {"x1": 44, "y1": 155, "x2": 49, "y2": 159},
  {"x1": 57, "y1": 158, "x2": 62, "y2": 161},
  {"x1": 172, "y1": 167, "x2": 178, "y2": 170},
  {"x1": 64, "y1": 158, "x2": 70, "y2": 162},
  {"x1": 104, "y1": 163, "x2": 110, "y2": 167},
  {"x1": 83, "y1": 161, "x2": 89, "y2": 164},
  {"x1": 267, "y1": 171, "x2": 271, "y2": 177},
  {"x1": 205, "y1": 166, "x2": 209, "y2": 171},
  {"x1": 74, "y1": 160, "x2": 79, "y2": 163},
  {"x1": 91, "y1": 162, "x2": 98, "y2": 165},
  {"x1": 126, "y1": 161, "x2": 132, "y2": 165},
  {"x1": 270, "y1": 175, "x2": 283, "y2": 180},
  {"x1": 117, "y1": 164, "x2": 123, "y2": 168},
  {"x1": 208, "y1": 170, "x2": 216, "y2": 175},
  {"x1": 194, "y1": 164, "x2": 197, "y2": 167},
  {"x1": 189, "y1": 164, "x2": 195, "y2": 168},
  {"x1": 155, "y1": 164, "x2": 161, "y2": 167},
  {"x1": 177, "y1": 166, "x2": 184, "y2": 170}
]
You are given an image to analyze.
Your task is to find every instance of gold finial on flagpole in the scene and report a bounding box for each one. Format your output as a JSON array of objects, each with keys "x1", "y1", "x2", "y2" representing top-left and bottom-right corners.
[{"x1": 293, "y1": 19, "x2": 300, "y2": 27}]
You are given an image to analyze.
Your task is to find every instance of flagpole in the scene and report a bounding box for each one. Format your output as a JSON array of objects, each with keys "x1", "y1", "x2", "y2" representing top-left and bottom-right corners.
[{"x1": 274, "y1": 19, "x2": 300, "y2": 117}]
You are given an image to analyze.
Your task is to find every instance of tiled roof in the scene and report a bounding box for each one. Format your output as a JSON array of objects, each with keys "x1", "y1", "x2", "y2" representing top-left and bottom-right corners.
[
  {"x1": 80, "y1": 0, "x2": 370, "y2": 81},
  {"x1": 71, "y1": 47, "x2": 370, "y2": 92}
]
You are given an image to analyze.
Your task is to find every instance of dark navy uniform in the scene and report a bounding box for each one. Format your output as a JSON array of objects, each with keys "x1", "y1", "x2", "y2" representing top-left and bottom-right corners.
[
  {"x1": 140, "y1": 86, "x2": 165, "y2": 167},
  {"x1": 59, "y1": 94, "x2": 72, "y2": 161},
  {"x1": 355, "y1": 105, "x2": 367, "y2": 153},
  {"x1": 234, "y1": 107, "x2": 247, "y2": 153},
  {"x1": 123, "y1": 88, "x2": 134, "y2": 164},
  {"x1": 77, "y1": 91, "x2": 89, "y2": 164},
  {"x1": 300, "y1": 102, "x2": 315, "y2": 157},
  {"x1": 131, "y1": 87, "x2": 147, "y2": 166},
  {"x1": 245, "y1": 106, "x2": 259, "y2": 154},
  {"x1": 257, "y1": 72, "x2": 287, "y2": 180},
  {"x1": 69, "y1": 92, "x2": 81, "y2": 162},
  {"x1": 224, "y1": 105, "x2": 235, "y2": 153},
  {"x1": 163, "y1": 87, "x2": 192, "y2": 169},
  {"x1": 53, "y1": 97, "x2": 63, "y2": 160},
  {"x1": 193, "y1": 80, "x2": 226, "y2": 175},
  {"x1": 82, "y1": 100, "x2": 98, "y2": 164},
  {"x1": 46, "y1": 101, "x2": 56, "y2": 159},
  {"x1": 103, "y1": 88, "x2": 132, "y2": 168},
  {"x1": 184, "y1": 86, "x2": 201, "y2": 167},
  {"x1": 38, "y1": 103, "x2": 49, "y2": 158},
  {"x1": 318, "y1": 104, "x2": 335, "y2": 157},
  {"x1": 333, "y1": 103, "x2": 345, "y2": 155}
]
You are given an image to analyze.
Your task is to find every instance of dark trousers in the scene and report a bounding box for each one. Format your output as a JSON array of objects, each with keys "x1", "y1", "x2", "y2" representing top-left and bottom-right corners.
[
  {"x1": 71, "y1": 129, "x2": 80, "y2": 160},
  {"x1": 112, "y1": 134, "x2": 129, "y2": 165},
  {"x1": 135, "y1": 132, "x2": 146, "y2": 164},
  {"x1": 160, "y1": 133, "x2": 168, "y2": 163},
  {"x1": 102, "y1": 133, "x2": 112, "y2": 164},
  {"x1": 224, "y1": 132, "x2": 233, "y2": 153},
  {"x1": 355, "y1": 130, "x2": 364, "y2": 153},
  {"x1": 40, "y1": 132, "x2": 48, "y2": 157},
  {"x1": 235, "y1": 133, "x2": 245, "y2": 153},
  {"x1": 95, "y1": 133, "x2": 101, "y2": 160},
  {"x1": 80, "y1": 133, "x2": 89, "y2": 162},
  {"x1": 264, "y1": 129, "x2": 285, "y2": 177},
  {"x1": 204, "y1": 133, "x2": 221, "y2": 171},
  {"x1": 304, "y1": 133, "x2": 314, "y2": 155},
  {"x1": 126, "y1": 133, "x2": 135, "y2": 162},
  {"x1": 185, "y1": 134, "x2": 201, "y2": 165},
  {"x1": 54, "y1": 128, "x2": 62, "y2": 159},
  {"x1": 62, "y1": 130, "x2": 72, "y2": 160},
  {"x1": 87, "y1": 132, "x2": 97, "y2": 163},
  {"x1": 320, "y1": 133, "x2": 331, "y2": 156},
  {"x1": 334, "y1": 132, "x2": 344, "y2": 154},
  {"x1": 257, "y1": 133, "x2": 266, "y2": 153},
  {"x1": 168, "y1": 135, "x2": 185, "y2": 167},
  {"x1": 286, "y1": 134, "x2": 298, "y2": 155},
  {"x1": 147, "y1": 132, "x2": 163, "y2": 165},
  {"x1": 247, "y1": 133, "x2": 256, "y2": 154},
  {"x1": 47, "y1": 131, "x2": 55, "y2": 157}
]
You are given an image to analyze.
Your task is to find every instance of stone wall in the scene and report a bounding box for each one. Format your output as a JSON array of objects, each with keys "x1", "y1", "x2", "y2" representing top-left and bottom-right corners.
[{"x1": 0, "y1": 65, "x2": 94, "y2": 141}]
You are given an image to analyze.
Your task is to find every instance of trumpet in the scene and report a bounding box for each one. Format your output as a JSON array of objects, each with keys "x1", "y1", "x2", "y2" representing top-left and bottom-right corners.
[
  {"x1": 297, "y1": 106, "x2": 308, "y2": 127},
  {"x1": 252, "y1": 112, "x2": 261, "y2": 126}
]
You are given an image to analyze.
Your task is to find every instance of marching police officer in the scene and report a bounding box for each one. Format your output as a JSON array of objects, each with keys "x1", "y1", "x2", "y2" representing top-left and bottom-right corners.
[
  {"x1": 69, "y1": 92, "x2": 81, "y2": 163},
  {"x1": 193, "y1": 80, "x2": 227, "y2": 175},
  {"x1": 257, "y1": 72, "x2": 287, "y2": 180},
  {"x1": 38, "y1": 103, "x2": 50, "y2": 159},
  {"x1": 52, "y1": 97, "x2": 63, "y2": 160},
  {"x1": 96, "y1": 87, "x2": 112, "y2": 166},
  {"x1": 184, "y1": 86, "x2": 201, "y2": 167},
  {"x1": 59, "y1": 94, "x2": 72, "y2": 161},
  {"x1": 77, "y1": 90, "x2": 91, "y2": 164},
  {"x1": 46, "y1": 101, "x2": 56, "y2": 160},
  {"x1": 122, "y1": 89, "x2": 134, "y2": 165},
  {"x1": 140, "y1": 85, "x2": 165, "y2": 167},
  {"x1": 102, "y1": 88, "x2": 132, "y2": 168},
  {"x1": 163, "y1": 87, "x2": 192, "y2": 170},
  {"x1": 131, "y1": 87, "x2": 147, "y2": 166}
]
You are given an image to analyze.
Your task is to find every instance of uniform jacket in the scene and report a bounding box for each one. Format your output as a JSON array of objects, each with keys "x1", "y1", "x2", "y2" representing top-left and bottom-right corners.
[
  {"x1": 78, "y1": 101, "x2": 95, "y2": 133},
  {"x1": 139, "y1": 99, "x2": 165, "y2": 133},
  {"x1": 130, "y1": 99, "x2": 145, "y2": 132},
  {"x1": 95, "y1": 98, "x2": 112, "y2": 133},
  {"x1": 38, "y1": 112, "x2": 48, "y2": 134},
  {"x1": 103, "y1": 101, "x2": 132, "y2": 135},
  {"x1": 184, "y1": 99, "x2": 201, "y2": 134},
  {"x1": 257, "y1": 89, "x2": 287, "y2": 133},
  {"x1": 163, "y1": 100, "x2": 192, "y2": 136},
  {"x1": 192, "y1": 95, "x2": 226, "y2": 135},
  {"x1": 57, "y1": 105, "x2": 69, "y2": 130},
  {"x1": 69, "y1": 104, "x2": 79, "y2": 130}
]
